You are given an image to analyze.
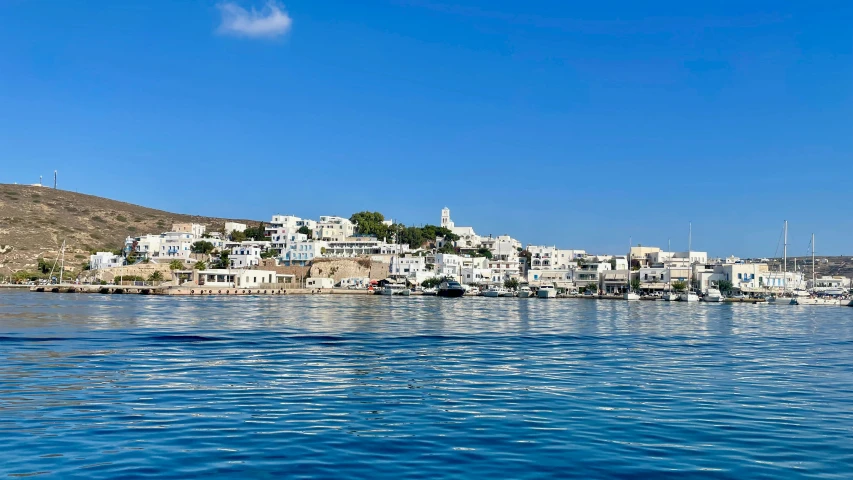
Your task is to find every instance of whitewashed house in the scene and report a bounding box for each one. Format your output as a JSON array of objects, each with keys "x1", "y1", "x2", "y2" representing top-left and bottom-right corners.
[
  {"x1": 172, "y1": 223, "x2": 206, "y2": 239},
  {"x1": 315, "y1": 216, "x2": 355, "y2": 242},
  {"x1": 230, "y1": 245, "x2": 262, "y2": 269},
  {"x1": 89, "y1": 252, "x2": 124, "y2": 270},
  {"x1": 224, "y1": 222, "x2": 247, "y2": 235}
]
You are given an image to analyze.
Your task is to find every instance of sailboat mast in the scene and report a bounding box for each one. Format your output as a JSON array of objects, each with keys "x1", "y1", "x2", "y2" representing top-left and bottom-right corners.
[
  {"x1": 783, "y1": 220, "x2": 787, "y2": 292},
  {"x1": 58, "y1": 240, "x2": 66, "y2": 285},
  {"x1": 812, "y1": 233, "x2": 816, "y2": 288},
  {"x1": 688, "y1": 222, "x2": 692, "y2": 253}
]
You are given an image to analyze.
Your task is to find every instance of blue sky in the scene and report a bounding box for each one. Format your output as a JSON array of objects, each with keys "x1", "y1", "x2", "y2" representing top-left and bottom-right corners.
[{"x1": 1, "y1": 1, "x2": 851, "y2": 257}]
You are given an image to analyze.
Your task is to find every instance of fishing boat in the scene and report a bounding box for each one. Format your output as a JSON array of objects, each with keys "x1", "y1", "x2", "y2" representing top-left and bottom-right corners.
[{"x1": 517, "y1": 285, "x2": 532, "y2": 298}]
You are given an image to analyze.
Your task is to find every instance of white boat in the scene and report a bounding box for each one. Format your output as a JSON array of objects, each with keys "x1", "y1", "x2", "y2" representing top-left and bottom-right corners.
[
  {"x1": 537, "y1": 284, "x2": 557, "y2": 298},
  {"x1": 790, "y1": 234, "x2": 840, "y2": 305},
  {"x1": 679, "y1": 292, "x2": 700, "y2": 302},
  {"x1": 422, "y1": 287, "x2": 437, "y2": 296},
  {"x1": 517, "y1": 285, "x2": 532, "y2": 298},
  {"x1": 792, "y1": 297, "x2": 842, "y2": 306},
  {"x1": 624, "y1": 292, "x2": 640, "y2": 301},
  {"x1": 381, "y1": 284, "x2": 410, "y2": 296},
  {"x1": 483, "y1": 286, "x2": 506, "y2": 298},
  {"x1": 704, "y1": 288, "x2": 723, "y2": 302},
  {"x1": 663, "y1": 292, "x2": 679, "y2": 302}
]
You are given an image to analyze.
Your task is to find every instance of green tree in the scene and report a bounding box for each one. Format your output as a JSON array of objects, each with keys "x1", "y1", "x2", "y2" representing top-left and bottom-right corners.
[
  {"x1": 230, "y1": 230, "x2": 247, "y2": 242},
  {"x1": 671, "y1": 280, "x2": 687, "y2": 292},
  {"x1": 421, "y1": 277, "x2": 443, "y2": 288},
  {"x1": 438, "y1": 243, "x2": 456, "y2": 254},
  {"x1": 716, "y1": 279, "x2": 734, "y2": 294},
  {"x1": 194, "y1": 260, "x2": 207, "y2": 270},
  {"x1": 126, "y1": 252, "x2": 139, "y2": 265},
  {"x1": 504, "y1": 278, "x2": 520, "y2": 290},
  {"x1": 473, "y1": 247, "x2": 493, "y2": 259},
  {"x1": 260, "y1": 250, "x2": 277, "y2": 259},
  {"x1": 584, "y1": 283, "x2": 598, "y2": 294},
  {"x1": 148, "y1": 271, "x2": 164, "y2": 282},
  {"x1": 630, "y1": 278, "x2": 641, "y2": 292},
  {"x1": 630, "y1": 259, "x2": 641, "y2": 271},
  {"x1": 609, "y1": 258, "x2": 618, "y2": 270},
  {"x1": 244, "y1": 223, "x2": 267, "y2": 241},
  {"x1": 297, "y1": 225, "x2": 313, "y2": 239},
  {"x1": 169, "y1": 260, "x2": 185, "y2": 270},
  {"x1": 215, "y1": 251, "x2": 230, "y2": 268},
  {"x1": 13, "y1": 270, "x2": 37, "y2": 283},
  {"x1": 191, "y1": 241, "x2": 215, "y2": 254},
  {"x1": 350, "y1": 211, "x2": 389, "y2": 238},
  {"x1": 37, "y1": 257, "x2": 52, "y2": 274}
]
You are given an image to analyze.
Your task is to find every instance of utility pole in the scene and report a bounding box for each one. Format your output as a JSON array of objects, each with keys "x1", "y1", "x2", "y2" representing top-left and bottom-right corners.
[{"x1": 54, "y1": 170, "x2": 57, "y2": 189}]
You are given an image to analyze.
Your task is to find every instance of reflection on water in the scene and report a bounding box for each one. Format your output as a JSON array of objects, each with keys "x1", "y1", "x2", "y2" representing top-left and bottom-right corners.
[{"x1": 1, "y1": 290, "x2": 852, "y2": 479}]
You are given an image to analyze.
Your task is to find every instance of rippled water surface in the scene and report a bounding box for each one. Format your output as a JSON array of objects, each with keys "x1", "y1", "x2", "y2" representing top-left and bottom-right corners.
[{"x1": 1, "y1": 290, "x2": 852, "y2": 479}]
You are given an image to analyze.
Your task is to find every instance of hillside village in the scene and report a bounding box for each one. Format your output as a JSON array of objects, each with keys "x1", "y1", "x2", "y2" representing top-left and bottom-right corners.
[{"x1": 55, "y1": 207, "x2": 853, "y2": 296}]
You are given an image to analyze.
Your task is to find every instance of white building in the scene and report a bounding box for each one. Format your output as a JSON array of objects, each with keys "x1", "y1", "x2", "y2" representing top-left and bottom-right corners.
[
  {"x1": 480, "y1": 235, "x2": 522, "y2": 254},
  {"x1": 128, "y1": 234, "x2": 162, "y2": 258},
  {"x1": 441, "y1": 207, "x2": 481, "y2": 248},
  {"x1": 315, "y1": 216, "x2": 355, "y2": 242},
  {"x1": 575, "y1": 262, "x2": 611, "y2": 289},
  {"x1": 810, "y1": 276, "x2": 851, "y2": 290},
  {"x1": 389, "y1": 255, "x2": 428, "y2": 277},
  {"x1": 280, "y1": 238, "x2": 325, "y2": 266},
  {"x1": 461, "y1": 266, "x2": 492, "y2": 285},
  {"x1": 528, "y1": 269, "x2": 574, "y2": 287},
  {"x1": 434, "y1": 253, "x2": 465, "y2": 278},
  {"x1": 172, "y1": 223, "x2": 206, "y2": 239},
  {"x1": 306, "y1": 277, "x2": 335, "y2": 289},
  {"x1": 649, "y1": 250, "x2": 708, "y2": 266},
  {"x1": 181, "y1": 269, "x2": 291, "y2": 288},
  {"x1": 224, "y1": 222, "x2": 247, "y2": 235},
  {"x1": 266, "y1": 215, "x2": 318, "y2": 254},
  {"x1": 527, "y1": 246, "x2": 585, "y2": 270},
  {"x1": 323, "y1": 237, "x2": 409, "y2": 258},
  {"x1": 230, "y1": 245, "x2": 262, "y2": 269},
  {"x1": 629, "y1": 246, "x2": 662, "y2": 267},
  {"x1": 694, "y1": 264, "x2": 806, "y2": 293},
  {"x1": 159, "y1": 232, "x2": 195, "y2": 259},
  {"x1": 89, "y1": 252, "x2": 124, "y2": 270}
]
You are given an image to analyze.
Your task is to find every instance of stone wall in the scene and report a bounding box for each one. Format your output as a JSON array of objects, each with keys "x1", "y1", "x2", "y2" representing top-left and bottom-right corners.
[
  {"x1": 90, "y1": 263, "x2": 173, "y2": 282},
  {"x1": 254, "y1": 257, "x2": 391, "y2": 285}
]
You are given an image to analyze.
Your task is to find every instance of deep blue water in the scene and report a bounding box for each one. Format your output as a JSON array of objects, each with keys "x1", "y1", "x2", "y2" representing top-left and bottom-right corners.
[{"x1": 1, "y1": 289, "x2": 852, "y2": 479}]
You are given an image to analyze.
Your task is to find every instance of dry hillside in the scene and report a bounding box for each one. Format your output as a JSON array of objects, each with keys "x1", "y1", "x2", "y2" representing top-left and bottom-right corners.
[{"x1": 0, "y1": 184, "x2": 256, "y2": 277}]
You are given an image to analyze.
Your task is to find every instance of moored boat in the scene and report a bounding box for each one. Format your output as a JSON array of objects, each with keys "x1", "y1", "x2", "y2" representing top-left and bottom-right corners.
[
  {"x1": 437, "y1": 280, "x2": 466, "y2": 298},
  {"x1": 679, "y1": 291, "x2": 700, "y2": 302},
  {"x1": 704, "y1": 288, "x2": 723, "y2": 302},
  {"x1": 381, "y1": 284, "x2": 410, "y2": 296},
  {"x1": 483, "y1": 286, "x2": 506, "y2": 298},
  {"x1": 537, "y1": 284, "x2": 557, "y2": 298},
  {"x1": 517, "y1": 285, "x2": 532, "y2": 298}
]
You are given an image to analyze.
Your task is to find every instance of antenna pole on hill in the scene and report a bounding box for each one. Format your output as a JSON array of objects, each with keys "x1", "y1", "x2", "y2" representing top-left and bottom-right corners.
[{"x1": 54, "y1": 170, "x2": 57, "y2": 189}]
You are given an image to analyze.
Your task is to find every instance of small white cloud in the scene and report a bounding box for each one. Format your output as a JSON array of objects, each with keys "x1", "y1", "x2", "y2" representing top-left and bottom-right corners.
[{"x1": 217, "y1": 1, "x2": 292, "y2": 39}]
